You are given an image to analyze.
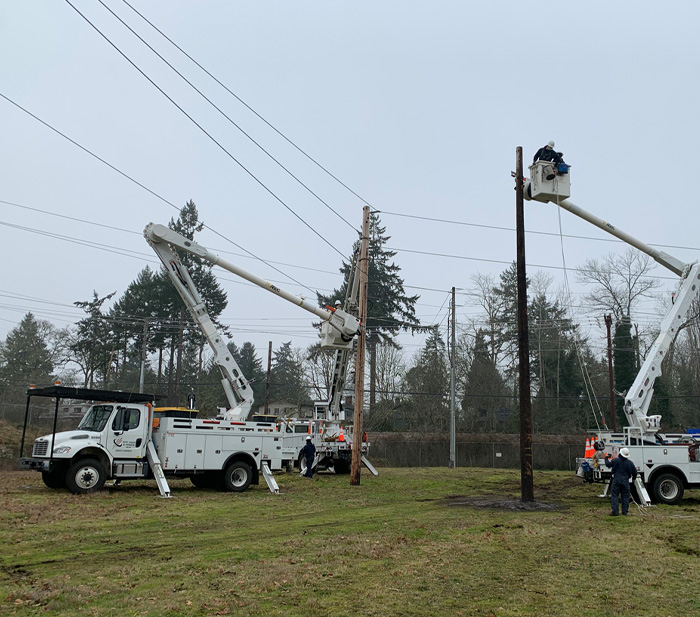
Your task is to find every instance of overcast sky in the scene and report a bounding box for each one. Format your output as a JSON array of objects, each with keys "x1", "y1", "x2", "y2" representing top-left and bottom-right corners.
[{"x1": 1, "y1": 1, "x2": 699, "y2": 366}]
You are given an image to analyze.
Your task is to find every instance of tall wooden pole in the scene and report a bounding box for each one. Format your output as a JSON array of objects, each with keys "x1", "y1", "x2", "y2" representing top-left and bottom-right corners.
[
  {"x1": 351, "y1": 206, "x2": 371, "y2": 486},
  {"x1": 516, "y1": 146, "x2": 534, "y2": 502},
  {"x1": 605, "y1": 314, "x2": 617, "y2": 431}
]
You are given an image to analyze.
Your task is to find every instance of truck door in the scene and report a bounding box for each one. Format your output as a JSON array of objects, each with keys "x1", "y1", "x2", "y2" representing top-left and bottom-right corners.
[{"x1": 107, "y1": 406, "x2": 148, "y2": 459}]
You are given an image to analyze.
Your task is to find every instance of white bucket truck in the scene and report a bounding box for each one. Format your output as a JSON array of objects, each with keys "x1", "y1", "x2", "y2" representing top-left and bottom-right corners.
[{"x1": 19, "y1": 385, "x2": 288, "y2": 496}]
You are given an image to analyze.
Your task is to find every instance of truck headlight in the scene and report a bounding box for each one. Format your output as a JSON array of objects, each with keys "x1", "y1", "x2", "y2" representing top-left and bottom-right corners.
[{"x1": 53, "y1": 446, "x2": 71, "y2": 454}]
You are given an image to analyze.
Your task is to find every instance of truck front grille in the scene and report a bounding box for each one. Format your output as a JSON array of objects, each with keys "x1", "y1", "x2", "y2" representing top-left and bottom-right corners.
[{"x1": 33, "y1": 440, "x2": 49, "y2": 457}]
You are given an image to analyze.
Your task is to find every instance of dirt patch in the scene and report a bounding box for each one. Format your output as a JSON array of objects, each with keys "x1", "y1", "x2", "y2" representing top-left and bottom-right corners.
[{"x1": 442, "y1": 495, "x2": 561, "y2": 511}]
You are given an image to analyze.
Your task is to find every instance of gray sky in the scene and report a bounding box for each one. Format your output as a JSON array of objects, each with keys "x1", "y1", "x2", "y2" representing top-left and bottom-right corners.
[{"x1": 1, "y1": 0, "x2": 699, "y2": 364}]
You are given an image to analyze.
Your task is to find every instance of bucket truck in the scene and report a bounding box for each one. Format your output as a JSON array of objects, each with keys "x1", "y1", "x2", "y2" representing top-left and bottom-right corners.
[
  {"x1": 143, "y1": 223, "x2": 372, "y2": 476},
  {"x1": 525, "y1": 160, "x2": 700, "y2": 505},
  {"x1": 18, "y1": 384, "x2": 286, "y2": 497}
]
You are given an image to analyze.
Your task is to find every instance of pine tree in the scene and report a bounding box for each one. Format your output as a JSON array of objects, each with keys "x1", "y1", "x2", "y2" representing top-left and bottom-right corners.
[
  {"x1": 613, "y1": 316, "x2": 637, "y2": 428},
  {"x1": 402, "y1": 327, "x2": 449, "y2": 431},
  {"x1": 0, "y1": 313, "x2": 55, "y2": 403},
  {"x1": 318, "y1": 213, "x2": 420, "y2": 410},
  {"x1": 462, "y1": 329, "x2": 510, "y2": 432},
  {"x1": 269, "y1": 342, "x2": 309, "y2": 407}
]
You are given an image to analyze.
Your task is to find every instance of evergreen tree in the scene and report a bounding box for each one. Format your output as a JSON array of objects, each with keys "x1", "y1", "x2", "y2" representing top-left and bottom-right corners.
[
  {"x1": 0, "y1": 313, "x2": 55, "y2": 406},
  {"x1": 269, "y1": 342, "x2": 309, "y2": 406},
  {"x1": 318, "y1": 213, "x2": 420, "y2": 410},
  {"x1": 402, "y1": 327, "x2": 449, "y2": 431},
  {"x1": 231, "y1": 341, "x2": 267, "y2": 406},
  {"x1": 613, "y1": 316, "x2": 638, "y2": 428},
  {"x1": 70, "y1": 291, "x2": 116, "y2": 388},
  {"x1": 461, "y1": 329, "x2": 510, "y2": 432}
]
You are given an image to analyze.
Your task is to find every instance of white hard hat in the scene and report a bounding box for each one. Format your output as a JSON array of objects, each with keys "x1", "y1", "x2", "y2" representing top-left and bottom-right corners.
[
  {"x1": 620, "y1": 447, "x2": 630, "y2": 458},
  {"x1": 306, "y1": 435, "x2": 312, "y2": 441},
  {"x1": 547, "y1": 140, "x2": 555, "y2": 148}
]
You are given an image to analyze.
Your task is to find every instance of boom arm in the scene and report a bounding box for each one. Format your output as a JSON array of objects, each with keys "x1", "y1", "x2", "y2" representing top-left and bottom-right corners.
[
  {"x1": 145, "y1": 226, "x2": 255, "y2": 419},
  {"x1": 530, "y1": 191, "x2": 698, "y2": 435},
  {"x1": 145, "y1": 223, "x2": 361, "y2": 419},
  {"x1": 623, "y1": 264, "x2": 700, "y2": 433},
  {"x1": 145, "y1": 224, "x2": 360, "y2": 350}
]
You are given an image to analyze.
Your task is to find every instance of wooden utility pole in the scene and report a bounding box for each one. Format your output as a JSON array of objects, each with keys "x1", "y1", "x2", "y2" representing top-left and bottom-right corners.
[
  {"x1": 351, "y1": 206, "x2": 371, "y2": 486},
  {"x1": 515, "y1": 146, "x2": 534, "y2": 502},
  {"x1": 449, "y1": 286, "x2": 456, "y2": 468},
  {"x1": 264, "y1": 341, "x2": 272, "y2": 415},
  {"x1": 605, "y1": 314, "x2": 617, "y2": 431}
]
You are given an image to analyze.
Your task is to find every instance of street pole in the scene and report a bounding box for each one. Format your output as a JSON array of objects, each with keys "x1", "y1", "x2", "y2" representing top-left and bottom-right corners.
[
  {"x1": 351, "y1": 206, "x2": 371, "y2": 486},
  {"x1": 264, "y1": 341, "x2": 272, "y2": 415},
  {"x1": 449, "y1": 286, "x2": 456, "y2": 468},
  {"x1": 516, "y1": 146, "x2": 534, "y2": 502},
  {"x1": 605, "y1": 314, "x2": 617, "y2": 431},
  {"x1": 139, "y1": 318, "x2": 149, "y2": 394}
]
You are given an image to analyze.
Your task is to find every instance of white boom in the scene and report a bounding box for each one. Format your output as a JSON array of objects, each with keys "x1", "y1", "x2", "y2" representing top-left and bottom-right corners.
[
  {"x1": 144, "y1": 223, "x2": 361, "y2": 420},
  {"x1": 525, "y1": 164, "x2": 698, "y2": 435}
]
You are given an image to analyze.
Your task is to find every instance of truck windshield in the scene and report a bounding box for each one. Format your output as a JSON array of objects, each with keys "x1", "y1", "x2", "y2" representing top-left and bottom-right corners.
[{"x1": 77, "y1": 405, "x2": 114, "y2": 432}]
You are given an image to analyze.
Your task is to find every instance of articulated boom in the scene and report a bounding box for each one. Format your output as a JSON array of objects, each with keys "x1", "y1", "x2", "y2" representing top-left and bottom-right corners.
[
  {"x1": 625, "y1": 264, "x2": 700, "y2": 434},
  {"x1": 145, "y1": 224, "x2": 360, "y2": 352},
  {"x1": 145, "y1": 227, "x2": 254, "y2": 419},
  {"x1": 525, "y1": 168, "x2": 696, "y2": 435}
]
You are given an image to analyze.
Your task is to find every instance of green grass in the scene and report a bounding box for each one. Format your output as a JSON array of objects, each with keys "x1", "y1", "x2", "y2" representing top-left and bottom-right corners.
[{"x1": 1, "y1": 468, "x2": 698, "y2": 616}]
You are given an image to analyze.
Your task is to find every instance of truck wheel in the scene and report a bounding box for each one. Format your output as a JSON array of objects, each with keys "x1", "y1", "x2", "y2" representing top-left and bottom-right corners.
[
  {"x1": 222, "y1": 461, "x2": 252, "y2": 492},
  {"x1": 651, "y1": 473, "x2": 684, "y2": 505},
  {"x1": 66, "y1": 458, "x2": 106, "y2": 494},
  {"x1": 42, "y1": 470, "x2": 66, "y2": 489}
]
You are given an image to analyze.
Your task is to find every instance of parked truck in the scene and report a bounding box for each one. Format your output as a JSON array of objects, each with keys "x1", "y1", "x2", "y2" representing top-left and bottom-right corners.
[
  {"x1": 18, "y1": 385, "x2": 290, "y2": 496},
  {"x1": 525, "y1": 160, "x2": 700, "y2": 505}
]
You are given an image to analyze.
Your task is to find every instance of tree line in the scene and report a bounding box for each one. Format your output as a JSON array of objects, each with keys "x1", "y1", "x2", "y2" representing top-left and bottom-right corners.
[{"x1": 2, "y1": 204, "x2": 699, "y2": 435}]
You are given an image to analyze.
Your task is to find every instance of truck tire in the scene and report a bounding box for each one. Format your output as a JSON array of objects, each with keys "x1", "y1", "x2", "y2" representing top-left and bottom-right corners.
[
  {"x1": 222, "y1": 461, "x2": 252, "y2": 492},
  {"x1": 66, "y1": 458, "x2": 106, "y2": 494},
  {"x1": 651, "y1": 473, "x2": 684, "y2": 505},
  {"x1": 42, "y1": 469, "x2": 66, "y2": 489}
]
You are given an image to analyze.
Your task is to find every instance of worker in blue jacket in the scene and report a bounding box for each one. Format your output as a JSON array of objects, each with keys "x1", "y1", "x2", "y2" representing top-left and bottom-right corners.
[
  {"x1": 605, "y1": 447, "x2": 638, "y2": 516},
  {"x1": 301, "y1": 436, "x2": 316, "y2": 478}
]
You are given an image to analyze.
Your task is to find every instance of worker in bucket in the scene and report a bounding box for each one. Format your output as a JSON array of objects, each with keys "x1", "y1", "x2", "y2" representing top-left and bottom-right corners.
[
  {"x1": 604, "y1": 447, "x2": 637, "y2": 516},
  {"x1": 533, "y1": 141, "x2": 565, "y2": 181},
  {"x1": 301, "y1": 435, "x2": 316, "y2": 478}
]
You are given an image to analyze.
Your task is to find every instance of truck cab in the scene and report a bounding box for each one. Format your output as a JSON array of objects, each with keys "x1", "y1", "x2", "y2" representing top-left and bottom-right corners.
[{"x1": 19, "y1": 386, "x2": 155, "y2": 494}]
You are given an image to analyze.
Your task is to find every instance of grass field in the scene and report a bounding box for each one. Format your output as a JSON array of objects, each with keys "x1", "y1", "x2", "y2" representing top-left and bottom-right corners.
[{"x1": 1, "y1": 467, "x2": 698, "y2": 617}]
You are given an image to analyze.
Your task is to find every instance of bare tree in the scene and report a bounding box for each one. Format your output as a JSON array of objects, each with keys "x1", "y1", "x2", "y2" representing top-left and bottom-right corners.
[{"x1": 576, "y1": 248, "x2": 661, "y2": 319}]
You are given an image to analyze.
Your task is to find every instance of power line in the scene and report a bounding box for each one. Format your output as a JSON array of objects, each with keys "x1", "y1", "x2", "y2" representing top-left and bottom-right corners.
[
  {"x1": 0, "y1": 91, "x2": 325, "y2": 294},
  {"x1": 380, "y1": 210, "x2": 700, "y2": 254},
  {"x1": 64, "y1": 0, "x2": 348, "y2": 261},
  {"x1": 96, "y1": 0, "x2": 357, "y2": 233},
  {"x1": 118, "y1": 0, "x2": 377, "y2": 216}
]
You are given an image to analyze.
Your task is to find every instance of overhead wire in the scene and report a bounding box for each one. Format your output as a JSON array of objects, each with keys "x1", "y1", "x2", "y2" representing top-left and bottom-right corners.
[
  {"x1": 96, "y1": 0, "x2": 357, "y2": 233},
  {"x1": 63, "y1": 0, "x2": 348, "y2": 262},
  {"x1": 0, "y1": 90, "x2": 320, "y2": 294},
  {"x1": 118, "y1": 0, "x2": 377, "y2": 216}
]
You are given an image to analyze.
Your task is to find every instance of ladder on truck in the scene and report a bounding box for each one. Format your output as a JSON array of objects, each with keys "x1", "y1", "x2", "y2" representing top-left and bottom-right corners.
[{"x1": 146, "y1": 441, "x2": 171, "y2": 498}]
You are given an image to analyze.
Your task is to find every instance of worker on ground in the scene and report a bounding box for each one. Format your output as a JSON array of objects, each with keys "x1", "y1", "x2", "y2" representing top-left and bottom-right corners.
[
  {"x1": 604, "y1": 447, "x2": 637, "y2": 516},
  {"x1": 301, "y1": 435, "x2": 316, "y2": 478}
]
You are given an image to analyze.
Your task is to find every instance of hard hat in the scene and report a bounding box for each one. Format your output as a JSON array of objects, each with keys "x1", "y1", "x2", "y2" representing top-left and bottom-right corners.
[
  {"x1": 547, "y1": 140, "x2": 555, "y2": 148},
  {"x1": 306, "y1": 435, "x2": 312, "y2": 441},
  {"x1": 335, "y1": 300, "x2": 342, "y2": 306},
  {"x1": 620, "y1": 447, "x2": 630, "y2": 458}
]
